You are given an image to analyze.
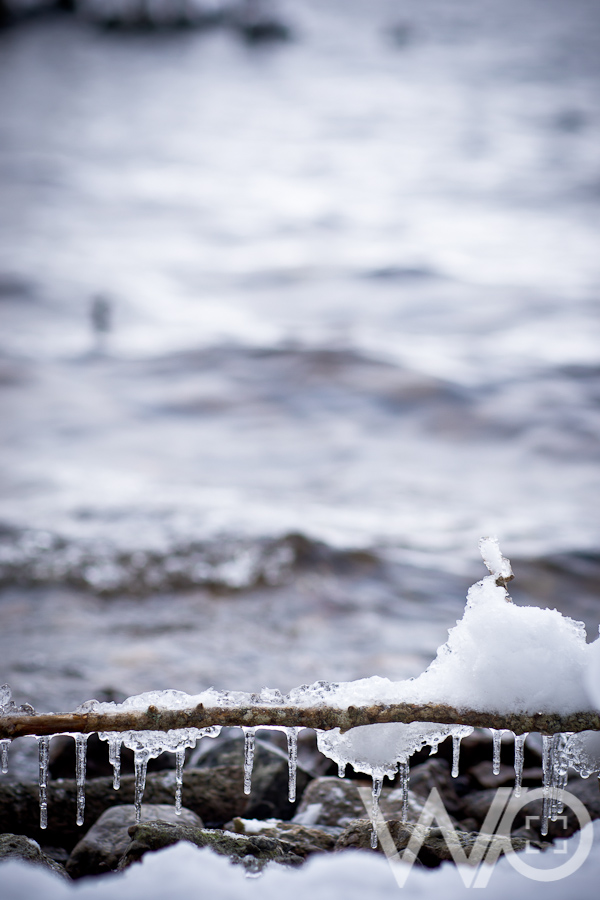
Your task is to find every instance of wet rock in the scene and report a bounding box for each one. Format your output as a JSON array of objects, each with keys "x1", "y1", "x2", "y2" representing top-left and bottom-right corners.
[
  {"x1": 120, "y1": 822, "x2": 304, "y2": 873},
  {"x1": 197, "y1": 736, "x2": 312, "y2": 819},
  {"x1": 225, "y1": 816, "x2": 338, "y2": 856},
  {"x1": 468, "y1": 761, "x2": 520, "y2": 789},
  {"x1": 466, "y1": 760, "x2": 544, "y2": 790},
  {"x1": 0, "y1": 765, "x2": 248, "y2": 850},
  {"x1": 291, "y1": 776, "x2": 429, "y2": 829},
  {"x1": 459, "y1": 788, "x2": 504, "y2": 829},
  {"x1": 0, "y1": 833, "x2": 70, "y2": 880},
  {"x1": 335, "y1": 820, "x2": 535, "y2": 867},
  {"x1": 66, "y1": 803, "x2": 203, "y2": 879},
  {"x1": 292, "y1": 777, "x2": 372, "y2": 828},
  {"x1": 409, "y1": 758, "x2": 464, "y2": 817}
]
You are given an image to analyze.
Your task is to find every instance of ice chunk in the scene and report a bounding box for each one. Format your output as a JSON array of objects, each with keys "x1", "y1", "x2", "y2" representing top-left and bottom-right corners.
[
  {"x1": 0, "y1": 739, "x2": 10, "y2": 775},
  {"x1": 99, "y1": 725, "x2": 220, "y2": 822},
  {"x1": 317, "y1": 722, "x2": 472, "y2": 781},
  {"x1": 566, "y1": 731, "x2": 600, "y2": 778},
  {"x1": 0, "y1": 684, "x2": 35, "y2": 716},
  {"x1": 0, "y1": 685, "x2": 11, "y2": 711}
]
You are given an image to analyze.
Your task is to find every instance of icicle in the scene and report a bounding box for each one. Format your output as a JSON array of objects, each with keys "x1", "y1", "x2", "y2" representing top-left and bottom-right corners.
[
  {"x1": 134, "y1": 749, "x2": 149, "y2": 824},
  {"x1": 451, "y1": 733, "x2": 462, "y2": 778},
  {"x1": 338, "y1": 762, "x2": 346, "y2": 778},
  {"x1": 0, "y1": 739, "x2": 10, "y2": 775},
  {"x1": 513, "y1": 733, "x2": 528, "y2": 797},
  {"x1": 549, "y1": 733, "x2": 569, "y2": 821},
  {"x1": 541, "y1": 734, "x2": 552, "y2": 836},
  {"x1": 37, "y1": 736, "x2": 50, "y2": 830},
  {"x1": 75, "y1": 734, "x2": 88, "y2": 827},
  {"x1": 370, "y1": 775, "x2": 383, "y2": 849},
  {"x1": 398, "y1": 761, "x2": 410, "y2": 824},
  {"x1": 175, "y1": 747, "x2": 185, "y2": 815},
  {"x1": 243, "y1": 728, "x2": 255, "y2": 796},
  {"x1": 490, "y1": 728, "x2": 503, "y2": 775},
  {"x1": 108, "y1": 736, "x2": 122, "y2": 790},
  {"x1": 287, "y1": 728, "x2": 298, "y2": 803}
]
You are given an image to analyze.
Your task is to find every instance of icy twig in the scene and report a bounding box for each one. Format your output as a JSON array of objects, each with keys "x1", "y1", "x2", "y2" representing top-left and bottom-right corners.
[{"x1": 2, "y1": 703, "x2": 599, "y2": 740}]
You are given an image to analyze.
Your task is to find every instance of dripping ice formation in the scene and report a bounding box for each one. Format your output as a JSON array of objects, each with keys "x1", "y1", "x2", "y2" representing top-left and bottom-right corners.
[{"x1": 2, "y1": 538, "x2": 600, "y2": 834}]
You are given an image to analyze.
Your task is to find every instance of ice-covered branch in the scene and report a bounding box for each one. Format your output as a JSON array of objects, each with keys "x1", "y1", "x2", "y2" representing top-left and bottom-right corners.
[{"x1": 1, "y1": 701, "x2": 599, "y2": 740}]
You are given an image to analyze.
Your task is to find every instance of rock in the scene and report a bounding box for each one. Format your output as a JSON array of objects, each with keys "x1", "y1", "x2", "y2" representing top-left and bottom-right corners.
[
  {"x1": 467, "y1": 761, "x2": 544, "y2": 791},
  {"x1": 225, "y1": 817, "x2": 338, "y2": 856},
  {"x1": 0, "y1": 833, "x2": 70, "y2": 880},
  {"x1": 334, "y1": 820, "x2": 536, "y2": 867},
  {"x1": 197, "y1": 736, "x2": 312, "y2": 820},
  {"x1": 119, "y1": 822, "x2": 305, "y2": 873},
  {"x1": 468, "y1": 761, "x2": 520, "y2": 789},
  {"x1": 459, "y1": 788, "x2": 504, "y2": 828},
  {"x1": 66, "y1": 804, "x2": 203, "y2": 879},
  {"x1": 292, "y1": 777, "x2": 372, "y2": 828},
  {"x1": 408, "y1": 758, "x2": 464, "y2": 818},
  {"x1": 291, "y1": 776, "x2": 435, "y2": 830},
  {"x1": 0, "y1": 766, "x2": 249, "y2": 850}
]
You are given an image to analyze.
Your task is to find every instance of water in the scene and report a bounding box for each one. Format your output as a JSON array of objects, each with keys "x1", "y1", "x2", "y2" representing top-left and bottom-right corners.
[{"x1": 1, "y1": 1, "x2": 600, "y2": 738}]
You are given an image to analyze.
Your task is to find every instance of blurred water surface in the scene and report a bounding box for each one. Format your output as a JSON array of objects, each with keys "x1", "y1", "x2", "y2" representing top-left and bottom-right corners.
[{"x1": 1, "y1": 0, "x2": 600, "y2": 719}]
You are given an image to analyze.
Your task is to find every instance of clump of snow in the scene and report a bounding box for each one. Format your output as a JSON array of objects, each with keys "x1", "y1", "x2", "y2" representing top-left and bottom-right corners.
[
  {"x1": 479, "y1": 535, "x2": 513, "y2": 583},
  {"x1": 584, "y1": 636, "x2": 600, "y2": 710},
  {"x1": 322, "y1": 539, "x2": 593, "y2": 716},
  {"x1": 314, "y1": 539, "x2": 594, "y2": 782}
]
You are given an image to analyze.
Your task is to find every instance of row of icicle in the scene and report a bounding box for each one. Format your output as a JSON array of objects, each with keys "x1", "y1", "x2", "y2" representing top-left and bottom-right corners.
[{"x1": 0, "y1": 727, "x2": 587, "y2": 847}]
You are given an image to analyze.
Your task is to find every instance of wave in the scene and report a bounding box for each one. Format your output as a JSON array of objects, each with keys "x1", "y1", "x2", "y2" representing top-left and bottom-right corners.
[{"x1": 0, "y1": 526, "x2": 378, "y2": 595}]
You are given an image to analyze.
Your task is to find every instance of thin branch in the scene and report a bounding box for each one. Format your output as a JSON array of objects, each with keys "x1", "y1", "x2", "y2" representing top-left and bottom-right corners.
[{"x1": 1, "y1": 702, "x2": 599, "y2": 740}]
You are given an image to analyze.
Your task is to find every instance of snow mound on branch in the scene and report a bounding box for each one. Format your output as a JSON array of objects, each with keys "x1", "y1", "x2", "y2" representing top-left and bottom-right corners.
[{"x1": 328, "y1": 537, "x2": 593, "y2": 716}]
